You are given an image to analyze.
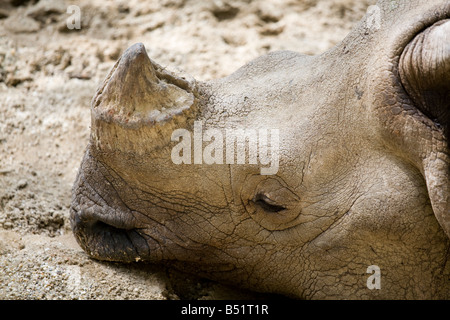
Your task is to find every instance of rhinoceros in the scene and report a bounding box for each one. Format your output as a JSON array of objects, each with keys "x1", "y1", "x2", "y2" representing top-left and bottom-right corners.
[{"x1": 70, "y1": 0, "x2": 450, "y2": 299}]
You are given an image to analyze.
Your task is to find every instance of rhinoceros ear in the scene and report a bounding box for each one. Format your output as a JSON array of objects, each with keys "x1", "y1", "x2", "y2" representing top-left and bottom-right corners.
[
  {"x1": 399, "y1": 19, "x2": 450, "y2": 140},
  {"x1": 399, "y1": 20, "x2": 450, "y2": 238}
]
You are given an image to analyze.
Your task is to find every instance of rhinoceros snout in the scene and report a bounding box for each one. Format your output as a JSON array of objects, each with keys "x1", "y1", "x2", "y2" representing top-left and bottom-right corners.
[{"x1": 69, "y1": 151, "x2": 151, "y2": 262}]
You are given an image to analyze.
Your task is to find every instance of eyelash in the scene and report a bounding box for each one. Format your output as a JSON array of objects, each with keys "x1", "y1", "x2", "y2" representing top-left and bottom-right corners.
[{"x1": 253, "y1": 193, "x2": 286, "y2": 213}]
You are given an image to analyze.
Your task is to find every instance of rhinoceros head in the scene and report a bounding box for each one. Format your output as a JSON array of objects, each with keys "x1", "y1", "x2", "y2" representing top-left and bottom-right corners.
[{"x1": 70, "y1": 0, "x2": 450, "y2": 299}]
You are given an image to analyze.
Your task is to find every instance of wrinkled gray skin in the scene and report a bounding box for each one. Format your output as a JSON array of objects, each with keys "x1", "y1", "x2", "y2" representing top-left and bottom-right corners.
[{"x1": 70, "y1": 0, "x2": 450, "y2": 299}]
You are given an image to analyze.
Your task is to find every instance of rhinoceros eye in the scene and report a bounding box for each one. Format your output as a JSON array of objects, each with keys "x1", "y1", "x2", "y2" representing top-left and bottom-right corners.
[{"x1": 253, "y1": 193, "x2": 286, "y2": 213}]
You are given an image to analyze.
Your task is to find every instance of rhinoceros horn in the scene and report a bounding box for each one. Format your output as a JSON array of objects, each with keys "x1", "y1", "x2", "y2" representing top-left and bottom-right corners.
[{"x1": 90, "y1": 43, "x2": 197, "y2": 154}]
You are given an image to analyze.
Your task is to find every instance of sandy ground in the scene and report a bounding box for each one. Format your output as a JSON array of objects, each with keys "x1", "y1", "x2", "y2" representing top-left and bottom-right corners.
[{"x1": 0, "y1": 0, "x2": 375, "y2": 299}]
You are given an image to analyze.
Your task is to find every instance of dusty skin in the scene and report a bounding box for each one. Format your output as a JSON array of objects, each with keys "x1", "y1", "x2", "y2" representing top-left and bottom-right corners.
[{"x1": 2, "y1": 0, "x2": 377, "y2": 299}]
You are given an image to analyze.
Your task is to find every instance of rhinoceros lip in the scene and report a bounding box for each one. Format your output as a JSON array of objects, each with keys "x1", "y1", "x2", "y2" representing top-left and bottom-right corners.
[{"x1": 71, "y1": 207, "x2": 149, "y2": 262}]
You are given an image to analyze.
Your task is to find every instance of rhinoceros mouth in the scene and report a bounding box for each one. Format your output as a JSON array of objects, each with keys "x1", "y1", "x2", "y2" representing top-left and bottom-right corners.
[
  {"x1": 71, "y1": 206, "x2": 150, "y2": 263},
  {"x1": 69, "y1": 149, "x2": 153, "y2": 262},
  {"x1": 71, "y1": 205, "x2": 238, "y2": 270}
]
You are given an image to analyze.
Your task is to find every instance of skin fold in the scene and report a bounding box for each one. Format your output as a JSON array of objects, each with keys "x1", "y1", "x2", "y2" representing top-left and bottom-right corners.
[{"x1": 70, "y1": 0, "x2": 450, "y2": 299}]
